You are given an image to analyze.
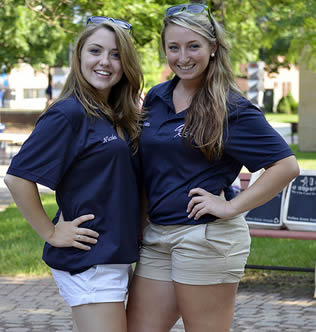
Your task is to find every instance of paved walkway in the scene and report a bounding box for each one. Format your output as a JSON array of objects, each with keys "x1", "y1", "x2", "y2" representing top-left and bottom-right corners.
[
  {"x1": 1, "y1": 275, "x2": 316, "y2": 331},
  {"x1": 2, "y1": 127, "x2": 313, "y2": 332}
]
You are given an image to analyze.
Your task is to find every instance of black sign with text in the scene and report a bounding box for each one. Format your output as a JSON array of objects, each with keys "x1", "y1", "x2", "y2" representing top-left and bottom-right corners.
[
  {"x1": 285, "y1": 175, "x2": 316, "y2": 223},
  {"x1": 245, "y1": 191, "x2": 283, "y2": 225}
]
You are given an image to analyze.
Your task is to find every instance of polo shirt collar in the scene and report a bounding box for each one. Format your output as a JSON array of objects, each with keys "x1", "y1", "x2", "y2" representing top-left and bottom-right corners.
[
  {"x1": 156, "y1": 76, "x2": 180, "y2": 113},
  {"x1": 156, "y1": 75, "x2": 180, "y2": 107}
]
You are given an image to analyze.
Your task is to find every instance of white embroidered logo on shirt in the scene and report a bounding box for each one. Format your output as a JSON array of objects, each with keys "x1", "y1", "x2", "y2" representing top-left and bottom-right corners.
[
  {"x1": 174, "y1": 124, "x2": 188, "y2": 138},
  {"x1": 143, "y1": 121, "x2": 151, "y2": 127},
  {"x1": 102, "y1": 135, "x2": 118, "y2": 144}
]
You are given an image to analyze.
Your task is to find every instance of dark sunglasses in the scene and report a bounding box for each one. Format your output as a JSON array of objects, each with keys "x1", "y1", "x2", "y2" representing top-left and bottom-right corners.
[
  {"x1": 86, "y1": 16, "x2": 133, "y2": 33},
  {"x1": 165, "y1": 4, "x2": 209, "y2": 17},
  {"x1": 164, "y1": 4, "x2": 216, "y2": 39}
]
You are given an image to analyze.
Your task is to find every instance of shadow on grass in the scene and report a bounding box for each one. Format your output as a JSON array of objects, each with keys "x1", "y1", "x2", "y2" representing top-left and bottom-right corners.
[{"x1": 240, "y1": 270, "x2": 314, "y2": 297}]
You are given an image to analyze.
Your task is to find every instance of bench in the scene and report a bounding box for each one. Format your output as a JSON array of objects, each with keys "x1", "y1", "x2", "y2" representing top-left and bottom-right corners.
[
  {"x1": 238, "y1": 172, "x2": 316, "y2": 297},
  {"x1": 0, "y1": 133, "x2": 29, "y2": 164}
]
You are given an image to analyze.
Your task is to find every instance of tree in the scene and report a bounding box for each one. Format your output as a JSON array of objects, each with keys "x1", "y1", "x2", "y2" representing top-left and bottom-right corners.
[
  {"x1": 206, "y1": 0, "x2": 316, "y2": 73},
  {"x1": 254, "y1": 0, "x2": 316, "y2": 73},
  {"x1": 0, "y1": 0, "x2": 171, "y2": 89},
  {"x1": 0, "y1": 0, "x2": 75, "y2": 71},
  {"x1": 1, "y1": 0, "x2": 315, "y2": 86}
]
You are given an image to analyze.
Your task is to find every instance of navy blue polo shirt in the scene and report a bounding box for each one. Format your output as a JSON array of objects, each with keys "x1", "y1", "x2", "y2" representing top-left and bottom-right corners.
[
  {"x1": 140, "y1": 76, "x2": 293, "y2": 225},
  {"x1": 7, "y1": 96, "x2": 140, "y2": 274}
]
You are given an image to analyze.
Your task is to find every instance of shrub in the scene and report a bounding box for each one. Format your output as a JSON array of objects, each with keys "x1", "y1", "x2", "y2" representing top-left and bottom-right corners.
[
  {"x1": 287, "y1": 92, "x2": 298, "y2": 114},
  {"x1": 277, "y1": 93, "x2": 299, "y2": 114},
  {"x1": 277, "y1": 96, "x2": 292, "y2": 114}
]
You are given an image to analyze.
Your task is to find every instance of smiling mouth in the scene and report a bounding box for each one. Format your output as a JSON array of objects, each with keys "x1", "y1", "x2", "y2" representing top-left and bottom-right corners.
[
  {"x1": 177, "y1": 64, "x2": 195, "y2": 70},
  {"x1": 95, "y1": 70, "x2": 111, "y2": 76}
]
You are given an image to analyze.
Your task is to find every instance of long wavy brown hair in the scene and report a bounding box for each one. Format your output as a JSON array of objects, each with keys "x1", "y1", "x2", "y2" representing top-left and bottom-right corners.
[
  {"x1": 47, "y1": 21, "x2": 144, "y2": 153},
  {"x1": 161, "y1": 11, "x2": 241, "y2": 160}
]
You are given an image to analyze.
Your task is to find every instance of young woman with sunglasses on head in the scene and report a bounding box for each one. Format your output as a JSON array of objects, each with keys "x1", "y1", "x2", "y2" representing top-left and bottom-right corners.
[
  {"x1": 5, "y1": 17, "x2": 143, "y2": 332},
  {"x1": 126, "y1": 4, "x2": 299, "y2": 332}
]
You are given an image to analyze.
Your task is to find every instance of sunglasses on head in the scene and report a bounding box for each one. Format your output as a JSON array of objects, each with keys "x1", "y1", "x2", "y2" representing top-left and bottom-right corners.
[
  {"x1": 165, "y1": 4, "x2": 209, "y2": 17},
  {"x1": 86, "y1": 16, "x2": 133, "y2": 33}
]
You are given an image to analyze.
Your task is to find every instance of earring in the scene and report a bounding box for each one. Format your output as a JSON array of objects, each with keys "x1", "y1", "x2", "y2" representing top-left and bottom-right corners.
[{"x1": 211, "y1": 53, "x2": 215, "y2": 57}]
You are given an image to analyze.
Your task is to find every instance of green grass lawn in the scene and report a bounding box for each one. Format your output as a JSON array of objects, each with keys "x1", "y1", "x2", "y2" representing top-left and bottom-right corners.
[
  {"x1": 290, "y1": 144, "x2": 316, "y2": 170},
  {"x1": 0, "y1": 194, "x2": 56, "y2": 276},
  {"x1": 0, "y1": 140, "x2": 315, "y2": 277},
  {"x1": 265, "y1": 112, "x2": 298, "y2": 124},
  {"x1": 247, "y1": 237, "x2": 316, "y2": 268}
]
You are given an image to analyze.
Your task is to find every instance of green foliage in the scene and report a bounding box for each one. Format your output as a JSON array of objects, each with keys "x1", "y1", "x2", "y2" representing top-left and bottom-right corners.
[
  {"x1": 255, "y1": 0, "x2": 316, "y2": 72},
  {"x1": 0, "y1": 0, "x2": 315, "y2": 86},
  {"x1": 287, "y1": 92, "x2": 298, "y2": 114},
  {"x1": 139, "y1": 41, "x2": 165, "y2": 92},
  {"x1": 0, "y1": 0, "x2": 75, "y2": 71}
]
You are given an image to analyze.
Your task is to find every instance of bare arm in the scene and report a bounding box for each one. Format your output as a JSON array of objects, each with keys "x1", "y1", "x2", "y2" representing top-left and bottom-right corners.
[
  {"x1": 187, "y1": 155, "x2": 300, "y2": 220},
  {"x1": 4, "y1": 174, "x2": 98, "y2": 250}
]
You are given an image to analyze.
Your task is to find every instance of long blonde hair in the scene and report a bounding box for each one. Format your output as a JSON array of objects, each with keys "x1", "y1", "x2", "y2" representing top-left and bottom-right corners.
[
  {"x1": 48, "y1": 21, "x2": 143, "y2": 153},
  {"x1": 161, "y1": 11, "x2": 241, "y2": 160}
]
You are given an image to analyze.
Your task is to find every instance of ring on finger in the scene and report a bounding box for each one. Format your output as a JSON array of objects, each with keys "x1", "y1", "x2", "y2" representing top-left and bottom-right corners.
[{"x1": 77, "y1": 234, "x2": 81, "y2": 241}]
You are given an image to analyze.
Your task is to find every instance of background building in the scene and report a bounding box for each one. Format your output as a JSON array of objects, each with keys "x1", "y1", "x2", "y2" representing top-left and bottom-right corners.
[{"x1": 1, "y1": 64, "x2": 69, "y2": 110}]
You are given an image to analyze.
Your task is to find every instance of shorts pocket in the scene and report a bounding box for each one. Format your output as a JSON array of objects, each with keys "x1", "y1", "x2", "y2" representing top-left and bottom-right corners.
[
  {"x1": 141, "y1": 222, "x2": 162, "y2": 247},
  {"x1": 81, "y1": 265, "x2": 98, "y2": 282},
  {"x1": 204, "y1": 220, "x2": 234, "y2": 257}
]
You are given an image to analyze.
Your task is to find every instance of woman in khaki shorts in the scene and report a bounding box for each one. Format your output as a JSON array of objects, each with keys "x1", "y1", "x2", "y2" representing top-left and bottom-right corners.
[{"x1": 126, "y1": 4, "x2": 299, "y2": 332}]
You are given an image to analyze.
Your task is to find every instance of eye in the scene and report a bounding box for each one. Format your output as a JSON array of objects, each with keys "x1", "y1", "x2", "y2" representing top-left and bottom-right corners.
[
  {"x1": 168, "y1": 45, "x2": 178, "y2": 51},
  {"x1": 110, "y1": 52, "x2": 121, "y2": 60},
  {"x1": 89, "y1": 48, "x2": 100, "y2": 55},
  {"x1": 189, "y1": 44, "x2": 200, "y2": 49}
]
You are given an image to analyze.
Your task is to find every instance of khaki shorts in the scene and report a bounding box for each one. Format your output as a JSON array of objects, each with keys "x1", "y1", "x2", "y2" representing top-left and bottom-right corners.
[{"x1": 134, "y1": 215, "x2": 251, "y2": 285}]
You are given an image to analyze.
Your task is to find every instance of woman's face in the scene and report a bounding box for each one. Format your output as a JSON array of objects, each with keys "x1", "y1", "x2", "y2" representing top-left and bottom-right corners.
[
  {"x1": 80, "y1": 28, "x2": 123, "y2": 97},
  {"x1": 164, "y1": 24, "x2": 212, "y2": 84}
]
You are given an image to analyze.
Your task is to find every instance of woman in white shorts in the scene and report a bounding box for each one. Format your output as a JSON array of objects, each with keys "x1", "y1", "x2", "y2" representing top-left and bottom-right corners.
[
  {"x1": 5, "y1": 16, "x2": 143, "y2": 332},
  {"x1": 126, "y1": 4, "x2": 299, "y2": 332}
]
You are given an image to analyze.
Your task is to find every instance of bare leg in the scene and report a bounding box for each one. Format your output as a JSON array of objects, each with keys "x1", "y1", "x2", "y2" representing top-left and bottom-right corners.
[
  {"x1": 127, "y1": 276, "x2": 180, "y2": 332},
  {"x1": 72, "y1": 302, "x2": 127, "y2": 332},
  {"x1": 174, "y1": 282, "x2": 239, "y2": 332}
]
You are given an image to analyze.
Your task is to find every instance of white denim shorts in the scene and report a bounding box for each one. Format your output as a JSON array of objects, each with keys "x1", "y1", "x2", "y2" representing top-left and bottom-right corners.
[
  {"x1": 135, "y1": 215, "x2": 251, "y2": 285},
  {"x1": 51, "y1": 264, "x2": 133, "y2": 307}
]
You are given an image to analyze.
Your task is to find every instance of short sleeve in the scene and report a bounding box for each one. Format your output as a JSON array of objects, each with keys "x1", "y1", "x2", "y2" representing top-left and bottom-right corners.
[
  {"x1": 7, "y1": 106, "x2": 83, "y2": 190},
  {"x1": 225, "y1": 102, "x2": 294, "y2": 173}
]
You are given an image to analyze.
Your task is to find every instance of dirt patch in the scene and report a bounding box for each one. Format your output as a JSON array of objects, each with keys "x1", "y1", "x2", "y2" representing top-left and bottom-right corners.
[{"x1": 240, "y1": 270, "x2": 314, "y2": 297}]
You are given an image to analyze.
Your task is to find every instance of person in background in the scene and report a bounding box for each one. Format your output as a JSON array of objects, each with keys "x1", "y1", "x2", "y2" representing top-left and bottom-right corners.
[
  {"x1": 45, "y1": 73, "x2": 53, "y2": 107},
  {"x1": 126, "y1": 4, "x2": 299, "y2": 332},
  {"x1": 0, "y1": 89, "x2": 4, "y2": 108},
  {"x1": 5, "y1": 16, "x2": 143, "y2": 332}
]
